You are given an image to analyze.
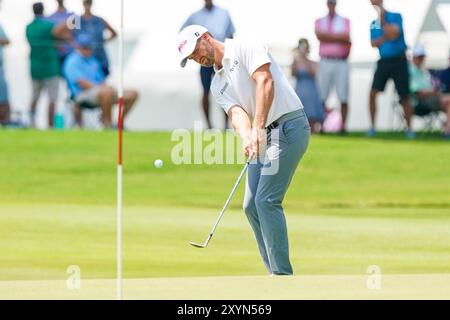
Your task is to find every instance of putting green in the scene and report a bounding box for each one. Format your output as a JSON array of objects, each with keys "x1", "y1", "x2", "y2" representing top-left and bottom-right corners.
[{"x1": 1, "y1": 274, "x2": 449, "y2": 299}]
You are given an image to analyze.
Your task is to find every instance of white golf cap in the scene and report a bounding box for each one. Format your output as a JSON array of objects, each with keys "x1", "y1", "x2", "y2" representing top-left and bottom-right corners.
[
  {"x1": 177, "y1": 25, "x2": 208, "y2": 68},
  {"x1": 412, "y1": 44, "x2": 426, "y2": 57}
]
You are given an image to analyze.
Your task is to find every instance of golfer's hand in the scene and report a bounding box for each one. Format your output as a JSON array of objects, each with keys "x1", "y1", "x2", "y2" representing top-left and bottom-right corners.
[
  {"x1": 251, "y1": 127, "x2": 267, "y2": 157},
  {"x1": 242, "y1": 130, "x2": 253, "y2": 157}
]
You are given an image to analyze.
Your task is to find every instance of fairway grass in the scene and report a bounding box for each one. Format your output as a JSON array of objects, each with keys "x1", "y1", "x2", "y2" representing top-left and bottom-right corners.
[{"x1": 0, "y1": 130, "x2": 449, "y2": 299}]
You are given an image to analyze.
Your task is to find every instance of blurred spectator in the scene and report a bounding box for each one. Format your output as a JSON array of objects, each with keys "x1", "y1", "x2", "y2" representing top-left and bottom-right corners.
[
  {"x1": 439, "y1": 53, "x2": 450, "y2": 94},
  {"x1": 63, "y1": 34, "x2": 138, "y2": 129},
  {"x1": 73, "y1": 0, "x2": 117, "y2": 77},
  {"x1": 0, "y1": 7, "x2": 10, "y2": 125},
  {"x1": 291, "y1": 38, "x2": 324, "y2": 133},
  {"x1": 409, "y1": 45, "x2": 450, "y2": 138},
  {"x1": 181, "y1": 0, "x2": 235, "y2": 129},
  {"x1": 26, "y1": 2, "x2": 71, "y2": 128},
  {"x1": 47, "y1": 0, "x2": 76, "y2": 72},
  {"x1": 315, "y1": 0, "x2": 351, "y2": 134},
  {"x1": 368, "y1": 0, "x2": 414, "y2": 139}
]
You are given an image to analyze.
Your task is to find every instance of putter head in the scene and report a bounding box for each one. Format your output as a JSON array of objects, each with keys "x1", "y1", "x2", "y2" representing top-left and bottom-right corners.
[{"x1": 189, "y1": 241, "x2": 207, "y2": 248}]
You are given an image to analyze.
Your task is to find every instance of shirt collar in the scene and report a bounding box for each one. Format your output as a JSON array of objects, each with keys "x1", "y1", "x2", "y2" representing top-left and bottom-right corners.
[{"x1": 214, "y1": 39, "x2": 233, "y2": 73}]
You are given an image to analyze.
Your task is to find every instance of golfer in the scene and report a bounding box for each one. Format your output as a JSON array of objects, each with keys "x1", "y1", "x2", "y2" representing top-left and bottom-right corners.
[{"x1": 177, "y1": 25, "x2": 310, "y2": 275}]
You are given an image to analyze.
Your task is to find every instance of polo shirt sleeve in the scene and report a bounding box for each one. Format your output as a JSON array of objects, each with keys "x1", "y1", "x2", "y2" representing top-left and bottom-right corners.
[
  {"x1": 211, "y1": 88, "x2": 237, "y2": 114},
  {"x1": 370, "y1": 20, "x2": 382, "y2": 41},
  {"x1": 238, "y1": 42, "x2": 272, "y2": 77}
]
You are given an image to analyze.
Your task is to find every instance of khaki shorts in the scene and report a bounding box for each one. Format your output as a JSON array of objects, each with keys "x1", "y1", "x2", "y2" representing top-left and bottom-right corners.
[
  {"x1": 32, "y1": 77, "x2": 59, "y2": 103},
  {"x1": 75, "y1": 86, "x2": 118, "y2": 106},
  {"x1": 317, "y1": 59, "x2": 350, "y2": 104}
]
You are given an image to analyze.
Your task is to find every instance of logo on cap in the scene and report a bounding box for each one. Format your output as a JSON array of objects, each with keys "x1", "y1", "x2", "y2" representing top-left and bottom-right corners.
[
  {"x1": 178, "y1": 40, "x2": 187, "y2": 53},
  {"x1": 195, "y1": 32, "x2": 200, "y2": 37}
]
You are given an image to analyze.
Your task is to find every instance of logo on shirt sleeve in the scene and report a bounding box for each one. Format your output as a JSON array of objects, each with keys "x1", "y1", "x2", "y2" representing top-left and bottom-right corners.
[{"x1": 220, "y1": 82, "x2": 229, "y2": 95}]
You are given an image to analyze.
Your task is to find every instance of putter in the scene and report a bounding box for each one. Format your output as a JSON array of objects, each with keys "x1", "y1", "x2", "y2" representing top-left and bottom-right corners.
[{"x1": 189, "y1": 154, "x2": 254, "y2": 249}]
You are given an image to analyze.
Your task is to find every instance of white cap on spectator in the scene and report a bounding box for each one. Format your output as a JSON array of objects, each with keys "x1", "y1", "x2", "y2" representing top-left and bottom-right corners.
[{"x1": 412, "y1": 44, "x2": 426, "y2": 57}]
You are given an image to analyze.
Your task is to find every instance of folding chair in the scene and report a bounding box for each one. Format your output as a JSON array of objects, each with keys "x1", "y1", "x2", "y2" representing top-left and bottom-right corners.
[
  {"x1": 64, "y1": 78, "x2": 103, "y2": 130},
  {"x1": 412, "y1": 96, "x2": 445, "y2": 133},
  {"x1": 72, "y1": 97, "x2": 103, "y2": 130},
  {"x1": 392, "y1": 93, "x2": 445, "y2": 133}
]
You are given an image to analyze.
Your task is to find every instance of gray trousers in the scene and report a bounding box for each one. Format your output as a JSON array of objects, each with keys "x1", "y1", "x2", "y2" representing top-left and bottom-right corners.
[{"x1": 243, "y1": 109, "x2": 310, "y2": 275}]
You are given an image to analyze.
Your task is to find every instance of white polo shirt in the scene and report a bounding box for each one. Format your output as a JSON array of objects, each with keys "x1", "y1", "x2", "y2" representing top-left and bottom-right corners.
[{"x1": 211, "y1": 39, "x2": 303, "y2": 127}]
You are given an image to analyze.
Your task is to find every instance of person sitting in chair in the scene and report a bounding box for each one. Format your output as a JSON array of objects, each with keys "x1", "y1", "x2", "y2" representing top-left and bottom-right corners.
[
  {"x1": 62, "y1": 34, "x2": 138, "y2": 128},
  {"x1": 409, "y1": 45, "x2": 450, "y2": 138}
]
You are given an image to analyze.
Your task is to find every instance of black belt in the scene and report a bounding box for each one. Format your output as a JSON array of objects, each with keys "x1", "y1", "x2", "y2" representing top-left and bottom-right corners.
[
  {"x1": 265, "y1": 109, "x2": 305, "y2": 132},
  {"x1": 266, "y1": 121, "x2": 279, "y2": 131}
]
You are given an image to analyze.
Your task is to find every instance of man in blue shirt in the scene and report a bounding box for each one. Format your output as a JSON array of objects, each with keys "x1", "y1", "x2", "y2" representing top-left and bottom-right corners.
[
  {"x1": 368, "y1": 0, "x2": 414, "y2": 139},
  {"x1": 181, "y1": 0, "x2": 235, "y2": 129},
  {"x1": 63, "y1": 34, "x2": 138, "y2": 128}
]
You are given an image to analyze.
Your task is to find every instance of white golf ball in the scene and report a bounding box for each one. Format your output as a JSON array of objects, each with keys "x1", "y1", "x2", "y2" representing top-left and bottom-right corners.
[{"x1": 154, "y1": 159, "x2": 163, "y2": 168}]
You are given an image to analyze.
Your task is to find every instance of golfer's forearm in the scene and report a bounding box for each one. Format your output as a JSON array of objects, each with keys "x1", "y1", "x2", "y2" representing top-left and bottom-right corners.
[
  {"x1": 253, "y1": 77, "x2": 274, "y2": 129},
  {"x1": 229, "y1": 106, "x2": 252, "y2": 138}
]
